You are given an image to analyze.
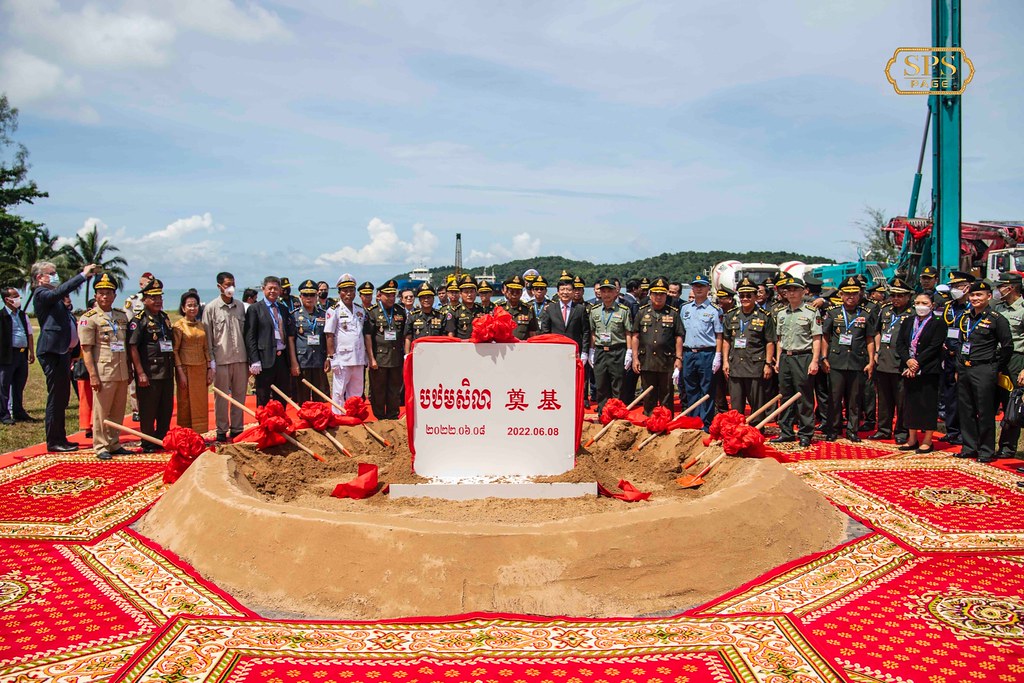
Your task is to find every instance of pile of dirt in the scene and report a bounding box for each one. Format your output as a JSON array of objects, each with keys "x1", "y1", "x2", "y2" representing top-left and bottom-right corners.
[{"x1": 225, "y1": 419, "x2": 725, "y2": 523}]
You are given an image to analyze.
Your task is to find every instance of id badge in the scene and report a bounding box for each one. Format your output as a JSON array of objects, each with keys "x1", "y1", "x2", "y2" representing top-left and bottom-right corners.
[
  {"x1": 110, "y1": 341, "x2": 125, "y2": 352},
  {"x1": 734, "y1": 338, "x2": 748, "y2": 349},
  {"x1": 159, "y1": 340, "x2": 173, "y2": 353},
  {"x1": 384, "y1": 330, "x2": 397, "y2": 342},
  {"x1": 598, "y1": 332, "x2": 611, "y2": 344},
  {"x1": 881, "y1": 333, "x2": 892, "y2": 344},
  {"x1": 307, "y1": 334, "x2": 320, "y2": 346},
  {"x1": 839, "y1": 333, "x2": 853, "y2": 346},
  {"x1": 962, "y1": 342, "x2": 971, "y2": 355},
  {"x1": 947, "y1": 328, "x2": 959, "y2": 340}
]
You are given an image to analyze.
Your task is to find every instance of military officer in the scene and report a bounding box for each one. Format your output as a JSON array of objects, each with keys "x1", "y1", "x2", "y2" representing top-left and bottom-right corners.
[
  {"x1": 441, "y1": 278, "x2": 460, "y2": 316},
  {"x1": 940, "y1": 270, "x2": 975, "y2": 445},
  {"x1": 772, "y1": 276, "x2": 822, "y2": 448},
  {"x1": 363, "y1": 279, "x2": 406, "y2": 420},
  {"x1": 529, "y1": 276, "x2": 549, "y2": 319},
  {"x1": 279, "y1": 277, "x2": 299, "y2": 312},
  {"x1": 497, "y1": 275, "x2": 539, "y2": 340},
  {"x1": 122, "y1": 272, "x2": 153, "y2": 422},
  {"x1": 821, "y1": 276, "x2": 877, "y2": 442},
  {"x1": 573, "y1": 275, "x2": 588, "y2": 306},
  {"x1": 79, "y1": 273, "x2": 132, "y2": 460},
  {"x1": 995, "y1": 272, "x2": 1024, "y2": 458},
  {"x1": 870, "y1": 277, "x2": 913, "y2": 443},
  {"x1": 324, "y1": 274, "x2": 367, "y2": 411},
  {"x1": 856, "y1": 278, "x2": 881, "y2": 433},
  {"x1": 405, "y1": 282, "x2": 446, "y2": 349},
  {"x1": 630, "y1": 277, "x2": 684, "y2": 415},
  {"x1": 478, "y1": 280, "x2": 496, "y2": 313},
  {"x1": 955, "y1": 280, "x2": 1012, "y2": 462},
  {"x1": 436, "y1": 276, "x2": 452, "y2": 311},
  {"x1": 680, "y1": 275, "x2": 724, "y2": 430},
  {"x1": 317, "y1": 280, "x2": 336, "y2": 308},
  {"x1": 358, "y1": 281, "x2": 375, "y2": 311},
  {"x1": 589, "y1": 277, "x2": 634, "y2": 415},
  {"x1": 127, "y1": 278, "x2": 176, "y2": 448},
  {"x1": 722, "y1": 277, "x2": 775, "y2": 416},
  {"x1": 445, "y1": 274, "x2": 486, "y2": 339},
  {"x1": 918, "y1": 266, "x2": 947, "y2": 306},
  {"x1": 712, "y1": 286, "x2": 736, "y2": 412},
  {"x1": 292, "y1": 279, "x2": 329, "y2": 403}
]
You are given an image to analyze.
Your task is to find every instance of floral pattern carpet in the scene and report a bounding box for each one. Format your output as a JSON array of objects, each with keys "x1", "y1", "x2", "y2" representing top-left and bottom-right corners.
[{"x1": 1, "y1": 427, "x2": 1022, "y2": 682}]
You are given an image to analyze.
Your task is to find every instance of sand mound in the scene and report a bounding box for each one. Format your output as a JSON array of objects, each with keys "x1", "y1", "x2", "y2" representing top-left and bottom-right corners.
[{"x1": 138, "y1": 420, "x2": 846, "y2": 619}]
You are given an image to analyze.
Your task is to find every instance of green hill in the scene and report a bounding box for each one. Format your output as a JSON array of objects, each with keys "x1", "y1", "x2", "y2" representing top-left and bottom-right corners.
[{"x1": 396, "y1": 251, "x2": 834, "y2": 286}]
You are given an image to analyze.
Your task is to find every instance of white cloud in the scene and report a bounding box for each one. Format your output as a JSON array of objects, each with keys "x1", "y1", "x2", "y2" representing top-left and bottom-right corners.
[
  {"x1": 467, "y1": 232, "x2": 541, "y2": 264},
  {"x1": 165, "y1": 0, "x2": 290, "y2": 43},
  {"x1": 0, "y1": 48, "x2": 81, "y2": 103},
  {"x1": 4, "y1": 0, "x2": 177, "y2": 68},
  {"x1": 315, "y1": 218, "x2": 438, "y2": 266}
]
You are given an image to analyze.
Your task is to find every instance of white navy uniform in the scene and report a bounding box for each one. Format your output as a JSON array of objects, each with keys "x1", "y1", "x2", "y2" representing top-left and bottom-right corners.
[{"x1": 324, "y1": 301, "x2": 368, "y2": 412}]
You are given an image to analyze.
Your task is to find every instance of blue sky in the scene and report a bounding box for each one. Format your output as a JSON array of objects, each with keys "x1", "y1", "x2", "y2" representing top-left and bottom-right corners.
[{"x1": 1, "y1": 0, "x2": 1021, "y2": 290}]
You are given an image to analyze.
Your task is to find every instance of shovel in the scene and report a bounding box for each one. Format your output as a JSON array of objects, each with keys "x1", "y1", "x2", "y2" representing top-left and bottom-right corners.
[
  {"x1": 583, "y1": 385, "x2": 653, "y2": 448},
  {"x1": 211, "y1": 386, "x2": 324, "y2": 462},
  {"x1": 634, "y1": 393, "x2": 710, "y2": 451},
  {"x1": 301, "y1": 378, "x2": 391, "y2": 447},
  {"x1": 271, "y1": 384, "x2": 352, "y2": 457}
]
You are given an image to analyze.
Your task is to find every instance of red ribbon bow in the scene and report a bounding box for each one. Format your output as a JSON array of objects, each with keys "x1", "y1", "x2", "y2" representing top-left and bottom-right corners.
[{"x1": 161, "y1": 426, "x2": 208, "y2": 484}]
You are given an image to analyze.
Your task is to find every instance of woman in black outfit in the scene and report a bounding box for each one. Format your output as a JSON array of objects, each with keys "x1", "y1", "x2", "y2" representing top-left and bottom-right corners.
[{"x1": 895, "y1": 293, "x2": 947, "y2": 452}]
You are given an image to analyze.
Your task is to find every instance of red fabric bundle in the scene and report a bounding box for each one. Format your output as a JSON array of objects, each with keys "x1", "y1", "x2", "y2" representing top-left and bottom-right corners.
[
  {"x1": 597, "y1": 479, "x2": 652, "y2": 502},
  {"x1": 331, "y1": 462, "x2": 380, "y2": 499},
  {"x1": 644, "y1": 405, "x2": 673, "y2": 433},
  {"x1": 722, "y1": 423, "x2": 767, "y2": 456},
  {"x1": 469, "y1": 310, "x2": 519, "y2": 343},
  {"x1": 161, "y1": 426, "x2": 208, "y2": 484},
  {"x1": 600, "y1": 398, "x2": 630, "y2": 424},
  {"x1": 245, "y1": 400, "x2": 296, "y2": 449},
  {"x1": 343, "y1": 396, "x2": 370, "y2": 422},
  {"x1": 666, "y1": 414, "x2": 705, "y2": 431},
  {"x1": 297, "y1": 401, "x2": 343, "y2": 431},
  {"x1": 709, "y1": 410, "x2": 746, "y2": 440}
]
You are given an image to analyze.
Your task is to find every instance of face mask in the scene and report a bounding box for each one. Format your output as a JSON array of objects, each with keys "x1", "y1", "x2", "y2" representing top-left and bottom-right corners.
[
  {"x1": 992, "y1": 289, "x2": 1004, "y2": 302},
  {"x1": 950, "y1": 288, "x2": 965, "y2": 300},
  {"x1": 222, "y1": 285, "x2": 236, "y2": 298},
  {"x1": 47, "y1": 273, "x2": 60, "y2": 285},
  {"x1": 318, "y1": 291, "x2": 328, "y2": 300},
  {"x1": 7, "y1": 297, "x2": 21, "y2": 309},
  {"x1": 915, "y1": 304, "x2": 932, "y2": 317}
]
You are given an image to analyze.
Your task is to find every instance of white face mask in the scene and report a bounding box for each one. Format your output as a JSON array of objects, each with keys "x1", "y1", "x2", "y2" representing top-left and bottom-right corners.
[
  {"x1": 915, "y1": 304, "x2": 932, "y2": 317},
  {"x1": 7, "y1": 297, "x2": 22, "y2": 309},
  {"x1": 47, "y1": 272, "x2": 60, "y2": 285},
  {"x1": 950, "y1": 288, "x2": 965, "y2": 300},
  {"x1": 222, "y1": 285, "x2": 236, "y2": 298},
  {"x1": 992, "y1": 288, "x2": 1004, "y2": 302}
]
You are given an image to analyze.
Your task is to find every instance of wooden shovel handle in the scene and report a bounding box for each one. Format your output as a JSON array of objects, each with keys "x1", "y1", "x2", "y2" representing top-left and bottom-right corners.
[
  {"x1": 213, "y1": 386, "x2": 323, "y2": 461},
  {"x1": 211, "y1": 386, "x2": 256, "y2": 417},
  {"x1": 746, "y1": 393, "x2": 783, "y2": 423},
  {"x1": 755, "y1": 392, "x2": 802, "y2": 429},
  {"x1": 301, "y1": 377, "x2": 389, "y2": 447},
  {"x1": 102, "y1": 420, "x2": 163, "y2": 447},
  {"x1": 272, "y1": 384, "x2": 352, "y2": 458},
  {"x1": 679, "y1": 393, "x2": 710, "y2": 417}
]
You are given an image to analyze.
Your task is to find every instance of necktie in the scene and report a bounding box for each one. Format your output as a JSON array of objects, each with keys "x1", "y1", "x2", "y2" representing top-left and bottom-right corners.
[
  {"x1": 562, "y1": 303, "x2": 569, "y2": 325},
  {"x1": 270, "y1": 304, "x2": 283, "y2": 344}
]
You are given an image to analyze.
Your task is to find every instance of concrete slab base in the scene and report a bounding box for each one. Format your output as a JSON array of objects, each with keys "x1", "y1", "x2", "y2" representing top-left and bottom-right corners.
[{"x1": 389, "y1": 481, "x2": 597, "y2": 500}]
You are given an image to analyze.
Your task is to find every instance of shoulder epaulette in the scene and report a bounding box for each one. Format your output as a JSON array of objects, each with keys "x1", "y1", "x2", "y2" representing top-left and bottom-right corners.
[
  {"x1": 83, "y1": 308, "x2": 99, "y2": 318},
  {"x1": 667, "y1": 304, "x2": 679, "y2": 312},
  {"x1": 803, "y1": 304, "x2": 818, "y2": 313}
]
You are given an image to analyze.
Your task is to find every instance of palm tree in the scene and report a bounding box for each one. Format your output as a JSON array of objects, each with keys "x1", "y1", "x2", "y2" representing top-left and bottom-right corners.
[
  {"x1": 0, "y1": 225, "x2": 71, "y2": 306},
  {"x1": 59, "y1": 224, "x2": 129, "y2": 305}
]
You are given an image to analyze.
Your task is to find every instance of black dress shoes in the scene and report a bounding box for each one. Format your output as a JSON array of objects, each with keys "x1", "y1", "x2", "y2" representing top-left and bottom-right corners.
[
  {"x1": 823, "y1": 432, "x2": 838, "y2": 442},
  {"x1": 14, "y1": 414, "x2": 39, "y2": 422},
  {"x1": 50, "y1": 443, "x2": 78, "y2": 452},
  {"x1": 799, "y1": 437, "x2": 812, "y2": 448},
  {"x1": 110, "y1": 447, "x2": 132, "y2": 456},
  {"x1": 0, "y1": 417, "x2": 13, "y2": 426},
  {"x1": 898, "y1": 443, "x2": 919, "y2": 451},
  {"x1": 868, "y1": 433, "x2": 891, "y2": 441},
  {"x1": 771, "y1": 436, "x2": 796, "y2": 444},
  {"x1": 846, "y1": 433, "x2": 862, "y2": 443},
  {"x1": 954, "y1": 451, "x2": 975, "y2": 459}
]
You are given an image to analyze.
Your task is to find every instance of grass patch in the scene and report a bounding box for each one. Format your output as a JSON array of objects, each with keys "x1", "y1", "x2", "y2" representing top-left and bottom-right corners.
[{"x1": 0, "y1": 358, "x2": 84, "y2": 454}]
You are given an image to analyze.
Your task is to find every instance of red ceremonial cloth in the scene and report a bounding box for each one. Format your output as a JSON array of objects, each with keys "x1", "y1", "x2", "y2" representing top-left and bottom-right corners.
[
  {"x1": 599, "y1": 398, "x2": 629, "y2": 424},
  {"x1": 597, "y1": 479, "x2": 652, "y2": 502},
  {"x1": 331, "y1": 462, "x2": 380, "y2": 499},
  {"x1": 704, "y1": 409, "x2": 767, "y2": 456},
  {"x1": 599, "y1": 404, "x2": 703, "y2": 432},
  {"x1": 161, "y1": 426, "x2": 208, "y2": 484},
  {"x1": 233, "y1": 400, "x2": 296, "y2": 448},
  {"x1": 403, "y1": 335, "x2": 585, "y2": 466}
]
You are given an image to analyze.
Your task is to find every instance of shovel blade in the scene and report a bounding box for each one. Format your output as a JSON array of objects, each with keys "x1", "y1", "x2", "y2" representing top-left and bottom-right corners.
[{"x1": 675, "y1": 474, "x2": 705, "y2": 489}]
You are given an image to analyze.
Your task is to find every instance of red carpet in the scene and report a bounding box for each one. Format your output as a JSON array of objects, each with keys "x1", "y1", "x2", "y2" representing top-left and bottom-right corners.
[{"x1": 2, "y1": 413, "x2": 1024, "y2": 681}]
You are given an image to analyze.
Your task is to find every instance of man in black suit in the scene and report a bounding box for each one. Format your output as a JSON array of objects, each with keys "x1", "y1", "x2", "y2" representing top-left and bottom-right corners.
[
  {"x1": 540, "y1": 272, "x2": 590, "y2": 359},
  {"x1": 32, "y1": 261, "x2": 100, "y2": 450},
  {"x1": 244, "y1": 275, "x2": 300, "y2": 406},
  {"x1": 1, "y1": 287, "x2": 36, "y2": 425}
]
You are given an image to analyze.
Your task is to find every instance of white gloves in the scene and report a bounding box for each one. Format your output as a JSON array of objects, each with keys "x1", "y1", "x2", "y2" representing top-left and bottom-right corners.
[
  {"x1": 672, "y1": 367, "x2": 680, "y2": 385},
  {"x1": 624, "y1": 349, "x2": 633, "y2": 369},
  {"x1": 712, "y1": 352, "x2": 722, "y2": 374},
  {"x1": 580, "y1": 351, "x2": 588, "y2": 365},
  {"x1": 209, "y1": 360, "x2": 216, "y2": 372},
  {"x1": 588, "y1": 348, "x2": 595, "y2": 366},
  {"x1": 249, "y1": 362, "x2": 262, "y2": 375}
]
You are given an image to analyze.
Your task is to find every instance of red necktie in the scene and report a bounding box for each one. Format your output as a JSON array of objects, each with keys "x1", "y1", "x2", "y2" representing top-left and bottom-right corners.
[{"x1": 562, "y1": 303, "x2": 569, "y2": 325}]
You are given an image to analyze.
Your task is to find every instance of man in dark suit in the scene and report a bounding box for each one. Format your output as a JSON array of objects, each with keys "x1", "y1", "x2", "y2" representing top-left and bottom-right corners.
[
  {"x1": 32, "y1": 261, "x2": 100, "y2": 450},
  {"x1": 245, "y1": 275, "x2": 300, "y2": 406},
  {"x1": 540, "y1": 272, "x2": 590, "y2": 359},
  {"x1": 1, "y1": 287, "x2": 36, "y2": 425}
]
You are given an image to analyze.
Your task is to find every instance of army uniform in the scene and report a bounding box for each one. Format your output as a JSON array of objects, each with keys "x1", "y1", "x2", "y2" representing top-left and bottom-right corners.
[
  {"x1": 630, "y1": 280, "x2": 684, "y2": 415},
  {"x1": 773, "y1": 277, "x2": 823, "y2": 445},
  {"x1": 589, "y1": 278, "x2": 634, "y2": 414},
  {"x1": 722, "y1": 283, "x2": 775, "y2": 414},
  {"x1": 405, "y1": 283, "x2": 446, "y2": 342},
  {"x1": 956, "y1": 282, "x2": 1012, "y2": 461},
  {"x1": 940, "y1": 272, "x2": 975, "y2": 444},
  {"x1": 857, "y1": 296, "x2": 881, "y2": 431},
  {"x1": 363, "y1": 279, "x2": 406, "y2": 420},
  {"x1": 872, "y1": 286, "x2": 912, "y2": 442},
  {"x1": 325, "y1": 274, "x2": 367, "y2": 410},
  {"x1": 127, "y1": 280, "x2": 176, "y2": 447},
  {"x1": 293, "y1": 280, "x2": 329, "y2": 404},
  {"x1": 79, "y1": 275, "x2": 132, "y2": 459},
  {"x1": 496, "y1": 274, "x2": 538, "y2": 341},
  {"x1": 995, "y1": 273, "x2": 1024, "y2": 458},
  {"x1": 680, "y1": 275, "x2": 724, "y2": 429},
  {"x1": 122, "y1": 289, "x2": 145, "y2": 419},
  {"x1": 822, "y1": 278, "x2": 877, "y2": 441},
  {"x1": 478, "y1": 281, "x2": 497, "y2": 314},
  {"x1": 445, "y1": 276, "x2": 486, "y2": 340}
]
